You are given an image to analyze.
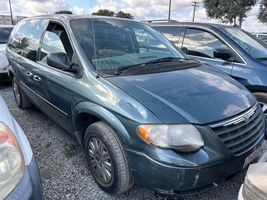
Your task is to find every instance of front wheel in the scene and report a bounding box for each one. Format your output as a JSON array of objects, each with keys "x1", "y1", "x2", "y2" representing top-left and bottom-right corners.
[
  {"x1": 254, "y1": 92, "x2": 267, "y2": 139},
  {"x1": 84, "y1": 121, "x2": 133, "y2": 194}
]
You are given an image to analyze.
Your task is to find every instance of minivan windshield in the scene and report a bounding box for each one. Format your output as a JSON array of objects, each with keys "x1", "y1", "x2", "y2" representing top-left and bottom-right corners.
[
  {"x1": 0, "y1": 27, "x2": 13, "y2": 44},
  {"x1": 223, "y1": 27, "x2": 267, "y2": 60},
  {"x1": 70, "y1": 18, "x2": 185, "y2": 75}
]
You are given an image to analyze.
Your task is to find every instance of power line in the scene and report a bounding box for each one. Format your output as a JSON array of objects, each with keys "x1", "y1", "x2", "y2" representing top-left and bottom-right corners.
[
  {"x1": 8, "y1": 0, "x2": 14, "y2": 25},
  {"x1": 192, "y1": 1, "x2": 199, "y2": 22},
  {"x1": 168, "y1": 0, "x2": 172, "y2": 21}
]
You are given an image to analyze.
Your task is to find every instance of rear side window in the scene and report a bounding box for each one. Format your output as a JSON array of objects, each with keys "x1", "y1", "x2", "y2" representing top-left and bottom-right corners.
[
  {"x1": 152, "y1": 26, "x2": 185, "y2": 48},
  {"x1": 8, "y1": 20, "x2": 47, "y2": 61},
  {"x1": 0, "y1": 27, "x2": 13, "y2": 44}
]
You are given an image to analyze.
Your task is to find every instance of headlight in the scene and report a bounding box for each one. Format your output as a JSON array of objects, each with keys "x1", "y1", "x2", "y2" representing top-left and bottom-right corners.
[
  {"x1": 0, "y1": 122, "x2": 25, "y2": 199},
  {"x1": 137, "y1": 124, "x2": 204, "y2": 152}
]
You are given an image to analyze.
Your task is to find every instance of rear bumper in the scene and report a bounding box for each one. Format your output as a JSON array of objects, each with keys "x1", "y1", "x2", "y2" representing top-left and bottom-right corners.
[
  {"x1": 127, "y1": 141, "x2": 264, "y2": 196},
  {"x1": 6, "y1": 157, "x2": 43, "y2": 200}
]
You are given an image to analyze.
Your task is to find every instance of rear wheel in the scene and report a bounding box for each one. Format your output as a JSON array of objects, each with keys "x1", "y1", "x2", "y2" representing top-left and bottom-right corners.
[
  {"x1": 12, "y1": 78, "x2": 32, "y2": 109},
  {"x1": 254, "y1": 92, "x2": 267, "y2": 139},
  {"x1": 84, "y1": 121, "x2": 133, "y2": 194}
]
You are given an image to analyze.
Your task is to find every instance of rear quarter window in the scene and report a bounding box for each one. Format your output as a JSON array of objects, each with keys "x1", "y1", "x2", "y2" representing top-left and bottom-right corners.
[{"x1": 8, "y1": 19, "x2": 47, "y2": 61}]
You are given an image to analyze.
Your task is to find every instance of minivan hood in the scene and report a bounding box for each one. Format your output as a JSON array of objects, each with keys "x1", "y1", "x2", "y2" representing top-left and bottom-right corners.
[{"x1": 106, "y1": 65, "x2": 256, "y2": 124}]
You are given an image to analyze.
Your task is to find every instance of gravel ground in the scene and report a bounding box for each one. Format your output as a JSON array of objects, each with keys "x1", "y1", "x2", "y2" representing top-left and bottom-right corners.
[{"x1": 1, "y1": 84, "x2": 266, "y2": 200}]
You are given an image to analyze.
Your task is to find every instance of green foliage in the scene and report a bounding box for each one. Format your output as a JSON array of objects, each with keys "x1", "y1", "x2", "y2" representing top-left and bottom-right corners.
[
  {"x1": 92, "y1": 9, "x2": 134, "y2": 19},
  {"x1": 92, "y1": 9, "x2": 115, "y2": 17},
  {"x1": 203, "y1": 0, "x2": 257, "y2": 27},
  {"x1": 259, "y1": 0, "x2": 267, "y2": 23},
  {"x1": 116, "y1": 11, "x2": 134, "y2": 19}
]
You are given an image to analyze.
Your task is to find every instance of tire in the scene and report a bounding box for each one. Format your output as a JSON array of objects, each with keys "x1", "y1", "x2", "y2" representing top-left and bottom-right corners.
[
  {"x1": 84, "y1": 121, "x2": 133, "y2": 194},
  {"x1": 253, "y1": 92, "x2": 267, "y2": 139},
  {"x1": 12, "y1": 78, "x2": 32, "y2": 109}
]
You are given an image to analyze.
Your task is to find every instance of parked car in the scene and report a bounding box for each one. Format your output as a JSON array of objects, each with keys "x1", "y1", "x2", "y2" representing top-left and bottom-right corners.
[
  {"x1": 0, "y1": 25, "x2": 13, "y2": 53},
  {"x1": 148, "y1": 21, "x2": 267, "y2": 119},
  {"x1": 238, "y1": 150, "x2": 267, "y2": 200},
  {"x1": 0, "y1": 53, "x2": 10, "y2": 81},
  {"x1": 255, "y1": 33, "x2": 267, "y2": 44},
  {"x1": 0, "y1": 95, "x2": 43, "y2": 199},
  {"x1": 6, "y1": 13, "x2": 265, "y2": 195},
  {"x1": 0, "y1": 25, "x2": 13, "y2": 81}
]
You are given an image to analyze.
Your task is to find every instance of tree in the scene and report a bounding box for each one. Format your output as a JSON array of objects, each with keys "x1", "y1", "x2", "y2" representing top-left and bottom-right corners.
[
  {"x1": 116, "y1": 11, "x2": 134, "y2": 19},
  {"x1": 92, "y1": 9, "x2": 134, "y2": 19},
  {"x1": 259, "y1": 0, "x2": 267, "y2": 23},
  {"x1": 203, "y1": 0, "x2": 257, "y2": 28},
  {"x1": 92, "y1": 9, "x2": 115, "y2": 17}
]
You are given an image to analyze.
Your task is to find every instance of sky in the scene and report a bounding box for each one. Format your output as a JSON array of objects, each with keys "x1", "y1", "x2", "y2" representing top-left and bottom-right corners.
[{"x1": 0, "y1": 0, "x2": 266, "y2": 33}]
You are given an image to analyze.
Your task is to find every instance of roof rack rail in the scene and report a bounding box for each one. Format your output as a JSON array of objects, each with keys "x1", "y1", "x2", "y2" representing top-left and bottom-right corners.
[
  {"x1": 141, "y1": 19, "x2": 178, "y2": 23},
  {"x1": 54, "y1": 10, "x2": 73, "y2": 15}
]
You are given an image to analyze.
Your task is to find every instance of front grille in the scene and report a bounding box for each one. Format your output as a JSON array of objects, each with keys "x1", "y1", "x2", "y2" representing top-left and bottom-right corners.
[{"x1": 210, "y1": 104, "x2": 265, "y2": 156}]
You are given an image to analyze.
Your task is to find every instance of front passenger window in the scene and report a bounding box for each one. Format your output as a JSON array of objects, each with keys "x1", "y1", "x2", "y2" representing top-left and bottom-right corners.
[
  {"x1": 182, "y1": 28, "x2": 230, "y2": 60},
  {"x1": 39, "y1": 23, "x2": 73, "y2": 69},
  {"x1": 39, "y1": 31, "x2": 66, "y2": 63}
]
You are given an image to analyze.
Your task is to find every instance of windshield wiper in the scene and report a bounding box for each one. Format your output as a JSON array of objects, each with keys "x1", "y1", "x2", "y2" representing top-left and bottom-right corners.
[
  {"x1": 114, "y1": 57, "x2": 187, "y2": 76},
  {"x1": 144, "y1": 57, "x2": 184, "y2": 65},
  {"x1": 115, "y1": 63, "x2": 145, "y2": 75}
]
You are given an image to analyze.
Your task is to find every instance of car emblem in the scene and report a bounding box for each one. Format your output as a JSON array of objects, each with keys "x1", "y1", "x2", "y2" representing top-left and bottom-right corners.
[{"x1": 243, "y1": 113, "x2": 251, "y2": 122}]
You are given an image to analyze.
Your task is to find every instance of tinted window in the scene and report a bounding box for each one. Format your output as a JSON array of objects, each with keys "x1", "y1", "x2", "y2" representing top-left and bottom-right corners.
[
  {"x1": 39, "y1": 23, "x2": 73, "y2": 68},
  {"x1": 223, "y1": 28, "x2": 267, "y2": 60},
  {"x1": 183, "y1": 28, "x2": 230, "y2": 59},
  {"x1": 152, "y1": 26, "x2": 185, "y2": 48},
  {"x1": 0, "y1": 27, "x2": 13, "y2": 44},
  {"x1": 71, "y1": 19, "x2": 183, "y2": 75},
  {"x1": 8, "y1": 20, "x2": 47, "y2": 61}
]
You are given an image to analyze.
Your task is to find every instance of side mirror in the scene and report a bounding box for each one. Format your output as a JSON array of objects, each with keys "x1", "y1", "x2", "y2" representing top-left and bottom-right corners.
[
  {"x1": 181, "y1": 47, "x2": 188, "y2": 54},
  {"x1": 214, "y1": 48, "x2": 232, "y2": 60},
  {"x1": 47, "y1": 52, "x2": 78, "y2": 73}
]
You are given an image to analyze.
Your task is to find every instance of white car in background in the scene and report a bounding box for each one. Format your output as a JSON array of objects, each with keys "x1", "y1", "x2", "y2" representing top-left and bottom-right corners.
[
  {"x1": 0, "y1": 95, "x2": 43, "y2": 199},
  {"x1": 238, "y1": 151, "x2": 267, "y2": 200},
  {"x1": 0, "y1": 25, "x2": 13, "y2": 81}
]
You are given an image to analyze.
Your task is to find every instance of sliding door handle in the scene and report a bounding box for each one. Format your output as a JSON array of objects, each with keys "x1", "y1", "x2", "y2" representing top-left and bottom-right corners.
[{"x1": 33, "y1": 75, "x2": 41, "y2": 82}]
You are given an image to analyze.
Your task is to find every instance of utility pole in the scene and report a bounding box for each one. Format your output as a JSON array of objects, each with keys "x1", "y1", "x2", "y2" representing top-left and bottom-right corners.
[
  {"x1": 192, "y1": 1, "x2": 199, "y2": 22},
  {"x1": 168, "y1": 0, "x2": 172, "y2": 21},
  {"x1": 8, "y1": 0, "x2": 14, "y2": 25}
]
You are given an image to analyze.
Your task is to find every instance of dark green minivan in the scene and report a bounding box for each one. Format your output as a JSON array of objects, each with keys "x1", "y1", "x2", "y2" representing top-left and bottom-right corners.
[{"x1": 6, "y1": 13, "x2": 265, "y2": 195}]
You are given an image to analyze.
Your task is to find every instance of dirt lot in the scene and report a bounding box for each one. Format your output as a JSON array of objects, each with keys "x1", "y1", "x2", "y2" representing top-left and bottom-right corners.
[{"x1": 1, "y1": 84, "x2": 266, "y2": 200}]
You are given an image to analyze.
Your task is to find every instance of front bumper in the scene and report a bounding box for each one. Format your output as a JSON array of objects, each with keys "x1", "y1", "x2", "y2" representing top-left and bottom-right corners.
[
  {"x1": 6, "y1": 157, "x2": 43, "y2": 200},
  {"x1": 127, "y1": 141, "x2": 264, "y2": 196}
]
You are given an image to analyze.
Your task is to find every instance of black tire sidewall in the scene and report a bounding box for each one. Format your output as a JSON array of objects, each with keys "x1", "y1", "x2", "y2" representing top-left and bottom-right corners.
[
  {"x1": 84, "y1": 123, "x2": 128, "y2": 194},
  {"x1": 12, "y1": 78, "x2": 22, "y2": 108}
]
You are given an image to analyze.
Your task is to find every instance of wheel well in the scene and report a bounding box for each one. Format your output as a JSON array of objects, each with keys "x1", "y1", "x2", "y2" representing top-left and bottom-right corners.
[{"x1": 75, "y1": 112, "x2": 101, "y2": 144}]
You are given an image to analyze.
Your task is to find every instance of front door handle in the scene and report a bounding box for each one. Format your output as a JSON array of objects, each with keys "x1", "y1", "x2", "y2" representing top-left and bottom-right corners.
[
  {"x1": 26, "y1": 72, "x2": 32, "y2": 77},
  {"x1": 33, "y1": 75, "x2": 41, "y2": 82}
]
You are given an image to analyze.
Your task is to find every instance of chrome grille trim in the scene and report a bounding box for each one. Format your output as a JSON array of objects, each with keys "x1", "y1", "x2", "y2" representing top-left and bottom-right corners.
[
  {"x1": 210, "y1": 104, "x2": 257, "y2": 128},
  {"x1": 209, "y1": 104, "x2": 265, "y2": 156}
]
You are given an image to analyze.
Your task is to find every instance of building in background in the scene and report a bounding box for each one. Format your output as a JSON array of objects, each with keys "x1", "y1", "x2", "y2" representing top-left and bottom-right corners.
[{"x1": 0, "y1": 15, "x2": 26, "y2": 25}]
